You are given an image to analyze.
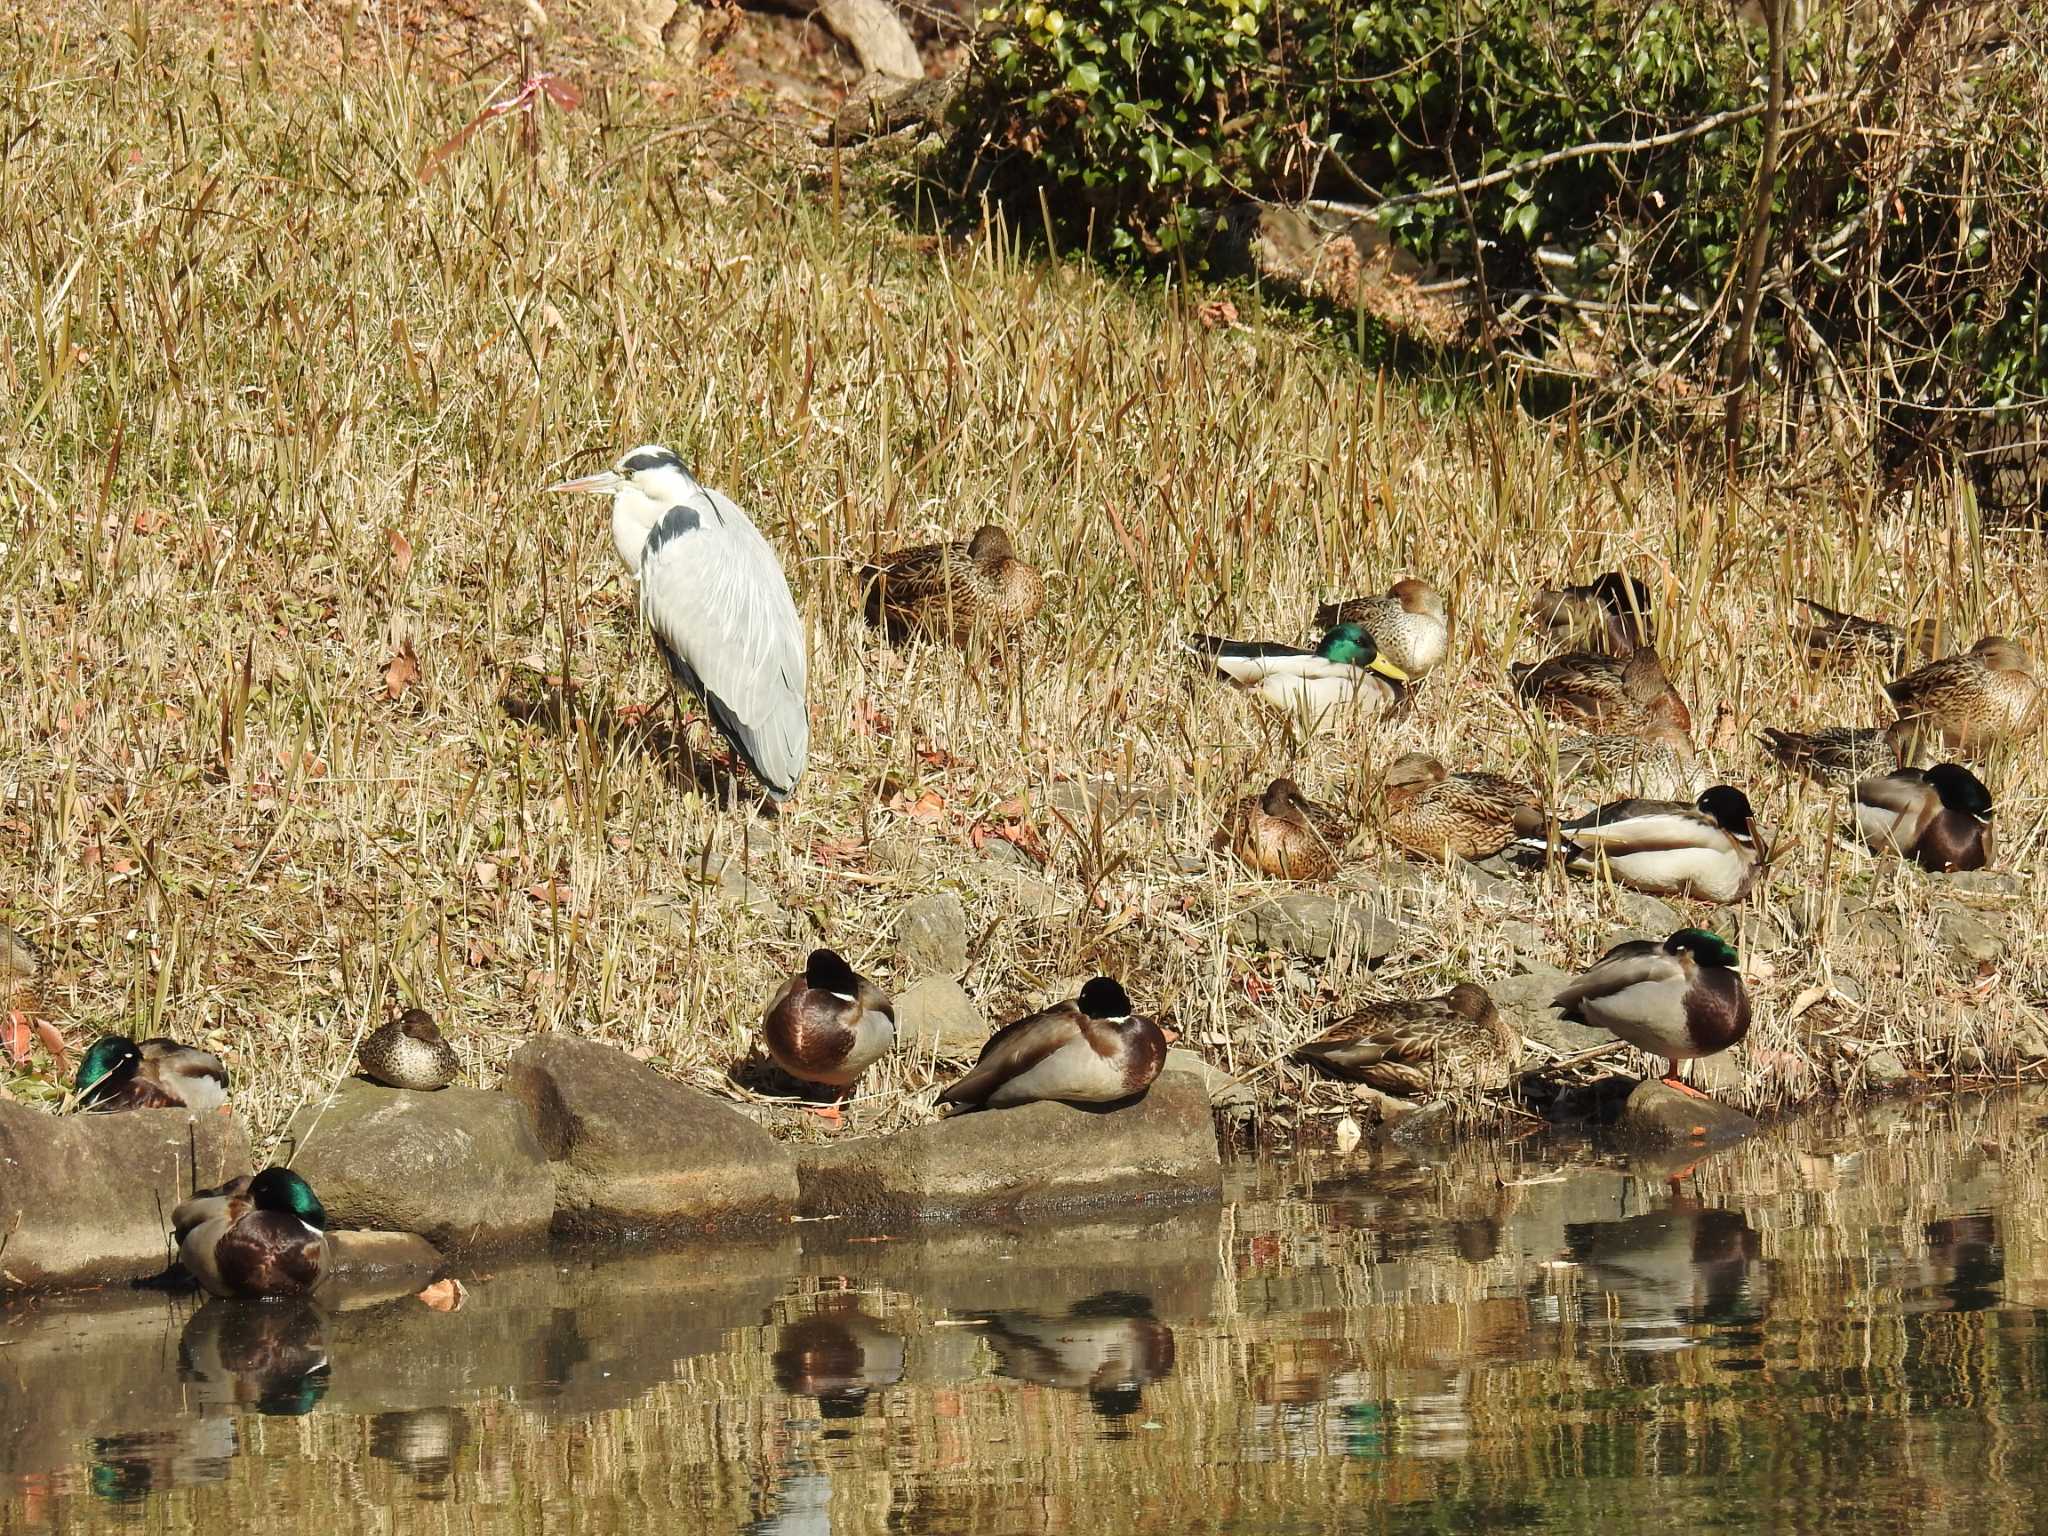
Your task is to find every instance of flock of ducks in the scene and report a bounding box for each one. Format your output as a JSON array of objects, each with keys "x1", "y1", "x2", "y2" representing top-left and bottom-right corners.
[{"x1": 28, "y1": 445, "x2": 2036, "y2": 1305}]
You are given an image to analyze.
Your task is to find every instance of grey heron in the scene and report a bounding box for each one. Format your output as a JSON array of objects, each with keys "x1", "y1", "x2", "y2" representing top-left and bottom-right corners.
[{"x1": 545, "y1": 444, "x2": 808, "y2": 801}]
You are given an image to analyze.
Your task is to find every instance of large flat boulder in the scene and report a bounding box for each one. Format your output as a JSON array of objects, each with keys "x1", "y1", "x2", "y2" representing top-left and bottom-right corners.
[
  {"x1": 1233, "y1": 892, "x2": 1416, "y2": 963},
  {"x1": 278, "y1": 1081, "x2": 554, "y2": 1254},
  {"x1": 795, "y1": 1071, "x2": 1221, "y2": 1229},
  {"x1": 0, "y1": 1102, "x2": 250, "y2": 1291},
  {"x1": 1614, "y1": 1079, "x2": 1760, "y2": 1149},
  {"x1": 502, "y1": 1036, "x2": 799, "y2": 1238}
]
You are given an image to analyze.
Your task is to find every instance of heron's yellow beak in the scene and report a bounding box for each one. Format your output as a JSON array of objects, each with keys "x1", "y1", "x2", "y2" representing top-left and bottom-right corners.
[{"x1": 542, "y1": 469, "x2": 624, "y2": 494}]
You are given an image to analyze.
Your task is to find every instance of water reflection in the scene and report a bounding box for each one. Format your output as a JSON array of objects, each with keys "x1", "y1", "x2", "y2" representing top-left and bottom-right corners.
[
  {"x1": 978, "y1": 1290, "x2": 1177, "y2": 1418},
  {"x1": 3, "y1": 1089, "x2": 2047, "y2": 1534}
]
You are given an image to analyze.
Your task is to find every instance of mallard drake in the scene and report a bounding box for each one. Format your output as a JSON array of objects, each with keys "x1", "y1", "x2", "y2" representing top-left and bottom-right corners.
[
  {"x1": 359, "y1": 1008, "x2": 460, "y2": 1090},
  {"x1": 1186, "y1": 623, "x2": 1408, "y2": 731},
  {"x1": 75, "y1": 1034, "x2": 229, "y2": 1112},
  {"x1": 1515, "y1": 785, "x2": 1764, "y2": 904},
  {"x1": 1526, "y1": 572, "x2": 1653, "y2": 655},
  {"x1": 1510, "y1": 646, "x2": 1691, "y2": 737},
  {"x1": 1223, "y1": 777, "x2": 1348, "y2": 880},
  {"x1": 1796, "y1": 596, "x2": 1936, "y2": 671},
  {"x1": 762, "y1": 949, "x2": 896, "y2": 1123},
  {"x1": 1553, "y1": 928, "x2": 1750, "y2": 1094},
  {"x1": 1759, "y1": 724, "x2": 1898, "y2": 788},
  {"x1": 936, "y1": 978, "x2": 1167, "y2": 1111},
  {"x1": 1853, "y1": 763, "x2": 1993, "y2": 872},
  {"x1": 172, "y1": 1167, "x2": 331, "y2": 1300},
  {"x1": 1312, "y1": 579, "x2": 1449, "y2": 677},
  {"x1": 1552, "y1": 726, "x2": 1698, "y2": 799},
  {"x1": 1291, "y1": 983, "x2": 1520, "y2": 1095},
  {"x1": 1885, "y1": 636, "x2": 2043, "y2": 758},
  {"x1": 1379, "y1": 753, "x2": 1539, "y2": 862},
  {"x1": 771, "y1": 1296, "x2": 907, "y2": 1417},
  {"x1": 856, "y1": 523, "x2": 1045, "y2": 643}
]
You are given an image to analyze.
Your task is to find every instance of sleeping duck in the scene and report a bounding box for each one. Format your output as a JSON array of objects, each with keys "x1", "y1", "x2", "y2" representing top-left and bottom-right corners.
[
  {"x1": 1525, "y1": 571, "x2": 1654, "y2": 656},
  {"x1": 1885, "y1": 636, "x2": 2043, "y2": 759},
  {"x1": 1312, "y1": 578, "x2": 1450, "y2": 677},
  {"x1": 762, "y1": 949, "x2": 896, "y2": 1123},
  {"x1": 1515, "y1": 785, "x2": 1764, "y2": 905},
  {"x1": 855, "y1": 524, "x2": 1046, "y2": 644},
  {"x1": 359, "y1": 1008, "x2": 460, "y2": 1091},
  {"x1": 76, "y1": 1035, "x2": 229, "y2": 1112},
  {"x1": 1553, "y1": 928, "x2": 1751, "y2": 1097},
  {"x1": 1853, "y1": 763, "x2": 1993, "y2": 873},
  {"x1": 1223, "y1": 777, "x2": 1349, "y2": 881},
  {"x1": 1186, "y1": 624, "x2": 1408, "y2": 732},
  {"x1": 1292, "y1": 983, "x2": 1520, "y2": 1096},
  {"x1": 936, "y1": 978, "x2": 1167, "y2": 1111},
  {"x1": 1378, "y1": 753, "x2": 1540, "y2": 862},
  {"x1": 1511, "y1": 645, "x2": 1692, "y2": 738},
  {"x1": 172, "y1": 1168, "x2": 331, "y2": 1300}
]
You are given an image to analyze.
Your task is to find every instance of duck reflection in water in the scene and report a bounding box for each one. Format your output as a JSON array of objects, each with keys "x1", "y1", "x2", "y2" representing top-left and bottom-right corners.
[
  {"x1": 1562, "y1": 1189, "x2": 1764, "y2": 1349},
  {"x1": 371, "y1": 1408, "x2": 472, "y2": 1497},
  {"x1": 772, "y1": 1294, "x2": 907, "y2": 1420},
  {"x1": 179, "y1": 1298, "x2": 332, "y2": 1416},
  {"x1": 978, "y1": 1291, "x2": 1177, "y2": 1419}
]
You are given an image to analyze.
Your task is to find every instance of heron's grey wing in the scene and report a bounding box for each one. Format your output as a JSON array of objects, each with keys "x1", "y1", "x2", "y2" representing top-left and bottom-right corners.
[{"x1": 638, "y1": 487, "x2": 809, "y2": 797}]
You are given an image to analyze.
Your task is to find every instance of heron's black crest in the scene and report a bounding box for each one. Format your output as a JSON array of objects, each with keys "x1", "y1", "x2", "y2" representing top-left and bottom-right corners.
[
  {"x1": 642, "y1": 502, "x2": 701, "y2": 561},
  {"x1": 622, "y1": 447, "x2": 685, "y2": 475}
]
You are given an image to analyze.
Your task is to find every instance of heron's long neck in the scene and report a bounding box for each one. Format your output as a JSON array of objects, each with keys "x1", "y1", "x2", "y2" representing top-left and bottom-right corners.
[{"x1": 610, "y1": 490, "x2": 666, "y2": 574}]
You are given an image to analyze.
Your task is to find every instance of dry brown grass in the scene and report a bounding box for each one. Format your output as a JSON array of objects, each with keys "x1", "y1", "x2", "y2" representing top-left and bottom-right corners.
[{"x1": 2, "y1": 1, "x2": 2045, "y2": 1153}]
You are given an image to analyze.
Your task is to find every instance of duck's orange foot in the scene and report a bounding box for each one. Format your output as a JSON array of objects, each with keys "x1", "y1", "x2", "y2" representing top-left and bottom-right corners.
[{"x1": 1658, "y1": 1074, "x2": 1714, "y2": 1101}]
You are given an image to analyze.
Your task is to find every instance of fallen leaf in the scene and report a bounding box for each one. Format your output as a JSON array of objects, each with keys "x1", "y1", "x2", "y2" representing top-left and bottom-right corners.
[
  {"x1": 386, "y1": 527, "x2": 414, "y2": 578},
  {"x1": 1197, "y1": 298, "x2": 1240, "y2": 330},
  {"x1": 416, "y1": 1277, "x2": 467, "y2": 1312},
  {"x1": 905, "y1": 791, "x2": 947, "y2": 821},
  {"x1": 132, "y1": 506, "x2": 165, "y2": 534},
  {"x1": 383, "y1": 640, "x2": 421, "y2": 702},
  {"x1": 808, "y1": 836, "x2": 866, "y2": 867},
  {"x1": 1334, "y1": 1115, "x2": 1362, "y2": 1154},
  {"x1": 474, "y1": 859, "x2": 500, "y2": 889},
  {"x1": 851, "y1": 698, "x2": 895, "y2": 736},
  {"x1": 527, "y1": 878, "x2": 571, "y2": 908},
  {"x1": 1785, "y1": 985, "x2": 1829, "y2": 1024},
  {"x1": 31, "y1": 1019, "x2": 67, "y2": 1075},
  {"x1": 915, "y1": 744, "x2": 963, "y2": 770},
  {"x1": 2, "y1": 1012, "x2": 30, "y2": 1067}
]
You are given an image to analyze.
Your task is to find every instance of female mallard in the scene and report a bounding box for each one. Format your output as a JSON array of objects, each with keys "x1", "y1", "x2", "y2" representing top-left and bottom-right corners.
[
  {"x1": 1759, "y1": 724, "x2": 1898, "y2": 788},
  {"x1": 1186, "y1": 623, "x2": 1408, "y2": 732},
  {"x1": 1312, "y1": 579, "x2": 1449, "y2": 677},
  {"x1": 1552, "y1": 726, "x2": 1698, "y2": 799},
  {"x1": 1552, "y1": 928, "x2": 1750, "y2": 1096},
  {"x1": 172, "y1": 1167, "x2": 331, "y2": 1300},
  {"x1": 1525, "y1": 572, "x2": 1653, "y2": 655},
  {"x1": 856, "y1": 524, "x2": 1045, "y2": 643},
  {"x1": 1379, "y1": 753, "x2": 1539, "y2": 862},
  {"x1": 75, "y1": 1035, "x2": 229, "y2": 1112},
  {"x1": 762, "y1": 949, "x2": 896, "y2": 1123},
  {"x1": 1510, "y1": 646, "x2": 1691, "y2": 737},
  {"x1": 1884, "y1": 636, "x2": 2043, "y2": 758},
  {"x1": 1223, "y1": 777, "x2": 1348, "y2": 881},
  {"x1": 1291, "y1": 983, "x2": 1519, "y2": 1095},
  {"x1": 936, "y1": 978, "x2": 1167, "y2": 1111},
  {"x1": 1515, "y1": 785, "x2": 1764, "y2": 905},
  {"x1": 359, "y1": 1009, "x2": 460, "y2": 1091},
  {"x1": 1853, "y1": 763, "x2": 1993, "y2": 873},
  {"x1": 1796, "y1": 596, "x2": 1936, "y2": 672}
]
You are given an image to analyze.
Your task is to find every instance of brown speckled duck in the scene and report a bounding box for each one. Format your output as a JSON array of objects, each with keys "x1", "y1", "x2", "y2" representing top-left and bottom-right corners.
[
  {"x1": 762, "y1": 949, "x2": 896, "y2": 1123},
  {"x1": 1312, "y1": 578, "x2": 1449, "y2": 677},
  {"x1": 1379, "y1": 754, "x2": 1539, "y2": 862},
  {"x1": 1796, "y1": 596, "x2": 1937, "y2": 672},
  {"x1": 1511, "y1": 646, "x2": 1692, "y2": 738},
  {"x1": 1759, "y1": 724, "x2": 1899, "y2": 788},
  {"x1": 359, "y1": 1009, "x2": 460, "y2": 1091},
  {"x1": 1884, "y1": 636, "x2": 2043, "y2": 758},
  {"x1": 1853, "y1": 763, "x2": 1993, "y2": 873},
  {"x1": 856, "y1": 524, "x2": 1045, "y2": 643},
  {"x1": 937, "y1": 978, "x2": 1166, "y2": 1111},
  {"x1": 1292, "y1": 984, "x2": 1519, "y2": 1095},
  {"x1": 1553, "y1": 929, "x2": 1750, "y2": 1098},
  {"x1": 1525, "y1": 572, "x2": 1653, "y2": 656},
  {"x1": 1552, "y1": 725, "x2": 1698, "y2": 799},
  {"x1": 1223, "y1": 777, "x2": 1348, "y2": 881}
]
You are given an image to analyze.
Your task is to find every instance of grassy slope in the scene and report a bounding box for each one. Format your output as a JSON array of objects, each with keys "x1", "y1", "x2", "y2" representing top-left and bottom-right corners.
[{"x1": 1, "y1": 2, "x2": 2043, "y2": 1148}]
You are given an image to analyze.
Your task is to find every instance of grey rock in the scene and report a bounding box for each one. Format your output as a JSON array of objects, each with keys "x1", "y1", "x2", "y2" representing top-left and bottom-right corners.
[
  {"x1": 1934, "y1": 904, "x2": 2004, "y2": 967},
  {"x1": 1496, "y1": 921, "x2": 1553, "y2": 965},
  {"x1": 1044, "y1": 778, "x2": 1158, "y2": 827},
  {"x1": 896, "y1": 975, "x2": 992, "y2": 1060},
  {"x1": 794, "y1": 1072, "x2": 1220, "y2": 1228},
  {"x1": 280, "y1": 1081, "x2": 554, "y2": 1255},
  {"x1": 1233, "y1": 892, "x2": 1416, "y2": 963},
  {"x1": 1162, "y1": 1048, "x2": 1257, "y2": 1114},
  {"x1": 2011, "y1": 1021, "x2": 2048, "y2": 1062},
  {"x1": 1614, "y1": 1079, "x2": 1759, "y2": 1149},
  {"x1": 1608, "y1": 891, "x2": 1681, "y2": 932},
  {"x1": 1937, "y1": 869, "x2": 2024, "y2": 901},
  {"x1": 974, "y1": 860, "x2": 1071, "y2": 919},
  {"x1": 503, "y1": 1036, "x2": 797, "y2": 1238},
  {"x1": 1490, "y1": 967, "x2": 1610, "y2": 1055},
  {"x1": 1688, "y1": 1051, "x2": 1746, "y2": 1096},
  {"x1": 0, "y1": 1102, "x2": 251, "y2": 1291},
  {"x1": 898, "y1": 891, "x2": 970, "y2": 975},
  {"x1": 1840, "y1": 906, "x2": 1907, "y2": 953},
  {"x1": 1864, "y1": 1049, "x2": 1911, "y2": 1089},
  {"x1": 326, "y1": 1230, "x2": 446, "y2": 1295}
]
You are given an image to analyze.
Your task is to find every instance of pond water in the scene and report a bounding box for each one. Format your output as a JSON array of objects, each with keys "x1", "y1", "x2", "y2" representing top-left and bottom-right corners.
[{"x1": 5, "y1": 1088, "x2": 2047, "y2": 1534}]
